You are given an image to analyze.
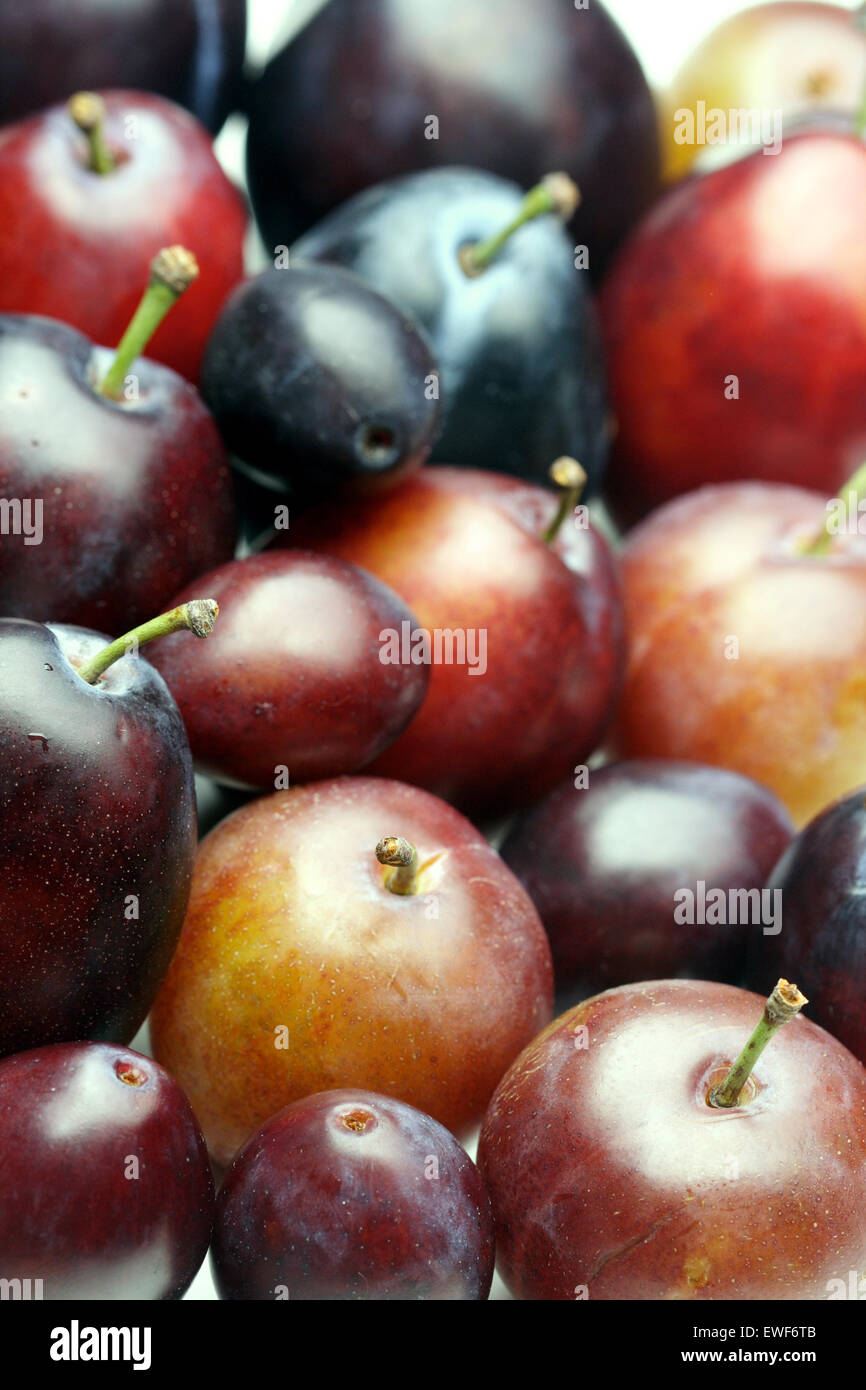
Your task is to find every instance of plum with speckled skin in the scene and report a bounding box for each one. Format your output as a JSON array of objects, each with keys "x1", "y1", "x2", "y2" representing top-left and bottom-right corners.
[
  {"x1": 478, "y1": 979, "x2": 866, "y2": 1300},
  {"x1": 613, "y1": 481, "x2": 866, "y2": 829},
  {"x1": 0, "y1": 315, "x2": 236, "y2": 632},
  {"x1": 211, "y1": 1089, "x2": 494, "y2": 1300},
  {"x1": 0, "y1": 1042, "x2": 214, "y2": 1299},
  {"x1": 150, "y1": 776, "x2": 554, "y2": 1167},
  {"x1": 0, "y1": 619, "x2": 196, "y2": 1057},
  {"x1": 150, "y1": 551, "x2": 430, "y2": 790}
]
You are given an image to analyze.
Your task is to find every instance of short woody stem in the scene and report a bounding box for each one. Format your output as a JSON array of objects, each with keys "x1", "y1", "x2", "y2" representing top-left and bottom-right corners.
[
  {"x1": 376, "y1": 837, "x2": 420, "y2": 896},
  {"x1": 708, "y1": 979, "x2": 808, "y2": 1109}
]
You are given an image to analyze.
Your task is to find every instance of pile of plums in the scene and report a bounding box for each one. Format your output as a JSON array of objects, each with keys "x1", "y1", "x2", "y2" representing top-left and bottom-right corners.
[{"x1": 3, "y1": 0, "x2": 866, "y2": 1305}]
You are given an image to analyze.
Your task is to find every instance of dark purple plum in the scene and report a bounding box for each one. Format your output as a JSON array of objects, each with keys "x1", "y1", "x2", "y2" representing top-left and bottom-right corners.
[
  {"x1": 245, "y1": 0, "x2": 660, "y2": 277},
  {"x1": 151, "y1": 551, "x2": 431, "y2": 791},
  {"x1": 0, "y1": 314, "x2": 236, "y2": 632},
  {"x1": 500, "y1": 760, "x2": 795, "y2": 996},
  {"x1": 210, "y1": 1089, "x2": 495, "y2": 1300},
  {"x1": 201, "y1": 262, "x2": 441, "y2": 502},
  {"x1": 0, "y1": 0, "x2": 246, "y2": 132},
  {"x1": 292, "y1": 168, "x2": 609, "y2": 490},
  {"x1": 0, "y1": 1043, "x2": 214, "y2": 1300},
  {"x1": 0, "y1": 618, "x2": 196, "y2": 1056},
  {"x1": 744, "y1": 787, "x2": 866, "y2": 1066}
]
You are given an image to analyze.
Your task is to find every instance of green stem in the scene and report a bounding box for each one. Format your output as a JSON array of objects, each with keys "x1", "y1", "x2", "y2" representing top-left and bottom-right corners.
[
  {"x1": 376, "y1": 837, "x2": 420, "y2": 896},
  {"x1": 708, "y1": 979, "x2": 807, "y2": 1109},
  {"x1": 803, "y1": 460, "x2": 866, "y2": 556},
  {"x1": 459, "y1": 172, "x2": 580, "y2": 277},
  {"x1": 76, "y1": 600, "x2": 219, "y2": 686},
  {"x1": 68, "y1": 92, "x2": 115, "y2": 175},
  {"x1": 542, "y1": 457, "x2": 587, "y2": 545},
  {"x1": 98, "y1": 246, "x2": 199, "y2": 400}
]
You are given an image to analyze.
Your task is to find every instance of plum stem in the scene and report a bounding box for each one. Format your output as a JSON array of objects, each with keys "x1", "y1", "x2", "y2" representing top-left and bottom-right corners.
[
  {"x1": 376, "y1": 836, "x2": 420, "y2": 895},
  {"x1": 98, "y1": 247, "x2": 199, "y2": 399},
  {"x1": 68, "y1": 92, "x2": 115, "y2": 175},
  {"x1": 459, "y1": 173, "x2": 580, "y2": 277},
  {"x1": 542, "y1": 458, "x2": 588, "y2": 545},
  {"x1": 76, "y1": 600, "x2": 219, "y2": 685},
  {"x1": 708, "y1": 978, "x2": 807, "y2": 1108},
  {"x1": 802, "y1": 460, "x2": 866, "y2": 555}
]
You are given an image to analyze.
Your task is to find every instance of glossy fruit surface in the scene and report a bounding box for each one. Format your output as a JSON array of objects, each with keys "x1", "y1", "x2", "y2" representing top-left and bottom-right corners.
[
  {"x1": 246, "y1": 0, "x2": 659, "y2": 277},
  {"x1": 211, "y1": 1089, "x2": 495, "y2": 1300},
  {"x1": 0, "y1": 1042, "x2": 214, "y2": 1299},
  {"x1": 0, "y1": 0, "x2": 246, "y2": 132},
  {"x1": 660, "y1": 2, "x2": 866, "y2": 182},
  {"x1": 0, "y1": 619, "x2": 196, "y2": 1057},
  {"x1": 293, "y1": 167, "x2": 608, "y2": 489},
  {"x1": 0, "y1": 91, "x2": 246, "y2": 381},
  {"x1": 0, "y1": 315, "x2": 236, "y2": 631},
  {"x1": 744, "y1": 788, "x2": 866, "y2": 1066},
  {"x1": 150, "y1": 551, "x2": 430, "y2": 790},
  {"x1": 478, "y1": 978, "x2": 866, "y2": 1299},
  {"x1": 150, "y1": 776, "x2": 554, "y2": 1167},
  {"x1": 601, "y1": 132, "x2": 866, "y2": 525},
  {"x1": 277, "y1": 466, "x2": 625, "y2": 821},
  {"x1": 201, "y1": 263, "x2": 441, "y2": 498},
  {"x1": 500, "y1": 760, "x2": 795, "y2": 994},
  {"x1": 615, "y1": 481, "x2": 866, "y2": 829}
]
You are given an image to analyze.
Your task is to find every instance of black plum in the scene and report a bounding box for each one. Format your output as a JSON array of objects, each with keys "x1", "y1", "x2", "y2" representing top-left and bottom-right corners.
[
  {"x1": 245, "y1": 0, "x2": 660, "y2": 277},
  {"x1": 210, "y1": 1089, "x2": 495, "y2": 1300},
  {"x1": 0, "y1": 1042, "x2": 214, "y2": 1300},
  {"x1": 0, "y1": 618, "x2": 196, "y2": 1057},
  {"x1": 201, "y1": 262, "x2": 441, "y2": 499},
  {"x1": 292, "y1": 167, "x2": 609, "y2": 490},
  {"x1": 0, "y1": 0, "x2": 246, "y2": 132},
  {"x1": 500, "y1": 760, "x2": 796, "y2": 996},
  {"x1": 744, "y1": 787, "x2": 866, "y2": 1066},
  {"x1": 0, "y1": 312, "x2": 236, "y2": 632}
]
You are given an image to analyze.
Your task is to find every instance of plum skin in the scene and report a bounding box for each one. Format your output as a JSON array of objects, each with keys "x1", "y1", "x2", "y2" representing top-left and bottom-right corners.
[
  {"x1": 478, "y1": 979, "x2": 866, "y2": 1300},
  {"x1": 211, "y1": 1089, "x2": 495, "y2": 1301},
  {"x1": 149, "y1": 776, "x2": 554, "y2": 1168},
  {"x1": 149, "y1": 551, "x2": 431, "y2": 791},
  {"x1": 0, "y1": 1043, "x2": 214, "y2": 1300}
]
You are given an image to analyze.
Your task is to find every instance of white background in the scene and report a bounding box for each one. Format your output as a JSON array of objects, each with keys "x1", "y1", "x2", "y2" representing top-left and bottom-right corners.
[{"x1": 241, "y1": 0, "x2": 844, "y2": 86}]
